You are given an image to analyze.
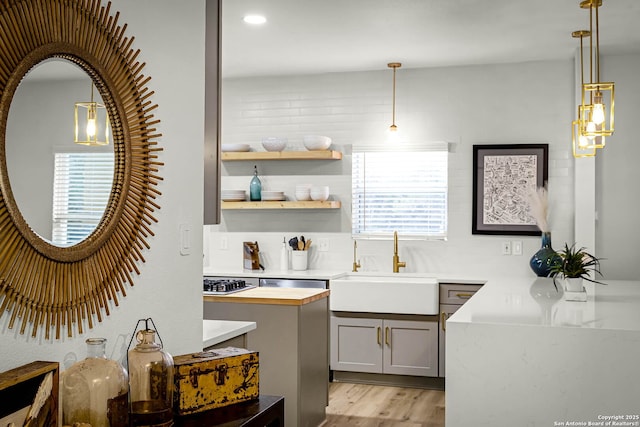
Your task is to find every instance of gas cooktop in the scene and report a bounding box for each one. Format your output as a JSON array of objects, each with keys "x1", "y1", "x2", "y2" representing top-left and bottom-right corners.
[{"x1": 202, "y1": 278, "x2": 256, "y2": 295}]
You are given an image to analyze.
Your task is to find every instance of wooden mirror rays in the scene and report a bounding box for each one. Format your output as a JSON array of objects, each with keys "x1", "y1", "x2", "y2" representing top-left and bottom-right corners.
[{"x1": 0, "y1": 0, "x2": 163, "y2": 339}]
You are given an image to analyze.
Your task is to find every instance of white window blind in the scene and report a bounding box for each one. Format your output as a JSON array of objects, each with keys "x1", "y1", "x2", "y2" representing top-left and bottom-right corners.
[
  {"x1": 352, "y1": 150, "x2": 448, "y2": 238},
  {"x1": 52, "y1": 152, "x2": 114, "y2": 246}
]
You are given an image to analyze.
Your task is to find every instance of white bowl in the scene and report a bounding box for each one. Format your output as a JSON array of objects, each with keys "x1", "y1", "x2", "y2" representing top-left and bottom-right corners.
[
  {"x1": 310, "y1": 186, "x2": 329, "y2": 201},
  {"x1": 221, "y1": 143, "x2": 250, "y2": 152},
  {"x1": 295, "y1": 190, "x2": 311, "y2": 201},
  {"x1": 261, "y1": 137, "x2": 287, "y2": 152},
  {"x1": 303, "y1": 135, "x2": 332, "y2": 151}
]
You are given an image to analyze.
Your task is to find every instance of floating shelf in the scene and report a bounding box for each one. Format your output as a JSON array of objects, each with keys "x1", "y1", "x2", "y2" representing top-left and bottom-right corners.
[
  {"x1": 221, "y1": 150, "x2": 342, "y2": 161},
  {"x1": 221, "y1": 200, "x2": 341, "y2": 210}
]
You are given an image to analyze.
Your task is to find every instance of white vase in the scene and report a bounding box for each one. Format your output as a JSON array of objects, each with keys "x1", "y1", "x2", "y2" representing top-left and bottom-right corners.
[{"x1": 564, "y1": 277, "x2": 584, "y2": 292}]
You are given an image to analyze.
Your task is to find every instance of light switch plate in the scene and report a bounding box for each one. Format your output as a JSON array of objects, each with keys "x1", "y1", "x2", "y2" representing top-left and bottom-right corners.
[
  {"x1": 179, "y1": 223, "x2": 191, "y2": 255},
  {"x1": 512, "y1": 240, "x2": 523, "y2": 256},
  {"x1": 501, "y1": 241, "x2": 511, "y2": 255}
]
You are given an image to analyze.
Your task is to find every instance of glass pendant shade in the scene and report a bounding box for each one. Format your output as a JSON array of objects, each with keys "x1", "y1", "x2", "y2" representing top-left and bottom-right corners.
[
  {"x1": 75, "y1": 84, "x2": 111, "y2": 146},
  {"x1": 127, "y1": 320, "x2": 174, "y2": 427},
  {"x1": 62, "y1": 338, "x2": 129, "y2": 427}
]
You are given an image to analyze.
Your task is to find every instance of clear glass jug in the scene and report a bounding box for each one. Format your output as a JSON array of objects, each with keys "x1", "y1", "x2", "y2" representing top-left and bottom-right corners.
[{"x1": 62, "y1": 337, "x2": 129, "y2": 427}]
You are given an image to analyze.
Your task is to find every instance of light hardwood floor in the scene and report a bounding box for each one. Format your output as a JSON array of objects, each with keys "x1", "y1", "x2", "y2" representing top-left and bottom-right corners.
[{"x1": 324, "y1": 382, "x2": 445, "y2": 427}]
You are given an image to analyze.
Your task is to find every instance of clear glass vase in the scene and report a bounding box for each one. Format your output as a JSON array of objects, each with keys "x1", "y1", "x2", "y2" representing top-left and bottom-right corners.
[
  {"x1": 62, "y1": 338, "x2": 129, "y2": 427},
  {"x1": 128, "y1": 328, "x2": 174, "y2": 426}
]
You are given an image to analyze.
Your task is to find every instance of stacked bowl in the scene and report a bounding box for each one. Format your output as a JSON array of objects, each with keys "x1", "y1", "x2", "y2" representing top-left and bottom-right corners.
[
  {"x1": 261, "y1": 190, "x2": 286, "y2": 201},
  {"x1": 221, "y1": 190, "x2": 246, "y2": 201}
]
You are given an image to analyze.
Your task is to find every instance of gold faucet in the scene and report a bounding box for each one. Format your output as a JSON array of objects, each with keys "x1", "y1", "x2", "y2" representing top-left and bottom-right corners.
[
  {"x1": 392, "y1": 231, "x2": 406, "y2": 273},
  {"x1": 352, "y1": 240, "x2": 361, "y2": 272}
]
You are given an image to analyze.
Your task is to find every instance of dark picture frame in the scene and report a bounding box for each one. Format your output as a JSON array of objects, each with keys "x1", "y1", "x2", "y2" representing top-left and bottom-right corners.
[{"x1": 472, "y1": 144, "x2": 548, "y2": 235}]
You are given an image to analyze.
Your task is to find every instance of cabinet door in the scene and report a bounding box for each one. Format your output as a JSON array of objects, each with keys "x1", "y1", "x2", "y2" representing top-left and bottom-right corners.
[
  {"x1": 330, "y1": 316, "x2": 383, "y2": 373},
  {"x1": 438, "y1": 303, "x2": 461, "y2": 377},
  {"x1": 382, "y1": 319, "x2": 438, "y2": 377}
]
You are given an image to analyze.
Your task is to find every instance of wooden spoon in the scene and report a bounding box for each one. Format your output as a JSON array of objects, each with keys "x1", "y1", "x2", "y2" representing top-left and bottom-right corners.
[
  {"x1": 304, "y1": 239, "x2": 312, "y2": 250},
  {"x1": 298, "y1": 240, "x2": 304, "y2": 250}
]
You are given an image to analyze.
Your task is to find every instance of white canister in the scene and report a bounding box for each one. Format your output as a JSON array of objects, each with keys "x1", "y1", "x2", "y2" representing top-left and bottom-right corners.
[{"x1": 291, "y1": 251, "x2": 308, "y2": 271}]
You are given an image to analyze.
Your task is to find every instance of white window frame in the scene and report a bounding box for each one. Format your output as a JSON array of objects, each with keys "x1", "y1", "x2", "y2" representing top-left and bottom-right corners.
[
  {"x1": 351, "y1": 144, "x2": 448, "y2": 239},
  {"x1": 52, "y1": 152, "x2": 114, "y2": 246}
]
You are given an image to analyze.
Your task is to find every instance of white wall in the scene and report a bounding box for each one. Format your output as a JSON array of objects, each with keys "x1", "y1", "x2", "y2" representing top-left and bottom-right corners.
[
  {"x1": 596, "y1": 52, "x2": 640, "y2": 279},
  {"x1": 0, "y1": 0, "x2": 206, "y2": 372},
  {"x1": 206, "y1": 59, "x2": 576, "y2": 278}
]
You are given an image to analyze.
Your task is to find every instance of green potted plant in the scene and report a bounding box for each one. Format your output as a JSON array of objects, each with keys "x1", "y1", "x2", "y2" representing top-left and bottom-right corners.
[{"x1": 549, "y1": 243, "x2": 605, "y2": 291}]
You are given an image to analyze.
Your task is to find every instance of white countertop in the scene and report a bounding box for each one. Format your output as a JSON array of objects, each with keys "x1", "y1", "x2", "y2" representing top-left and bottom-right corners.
[
  {"x1": 203, "y1": 268, "x2": 346, "y2": 280},
  {"x1": 202, "y1": 320, "x2": 256, "y2": 348},
  {"x1": 448, "y1": 277, "x2": 640, "y2": 332}
]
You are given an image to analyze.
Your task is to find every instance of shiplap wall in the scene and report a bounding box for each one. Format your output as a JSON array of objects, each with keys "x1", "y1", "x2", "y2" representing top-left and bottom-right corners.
[{"x1": 206, "y1": 59, "x2": 575, "y2": 278}]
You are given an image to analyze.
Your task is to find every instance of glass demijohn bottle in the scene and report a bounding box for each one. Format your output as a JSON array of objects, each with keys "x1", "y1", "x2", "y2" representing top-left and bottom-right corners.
[
  {"x1": 249, "y1": 165, "x2": 262, "y2": 201},
  {"x1": 128, "y1": 320, "x2": 174, "y2": 426},
  {"x1": 62, "y1": 338, "x2": 129, "y2": 427}
]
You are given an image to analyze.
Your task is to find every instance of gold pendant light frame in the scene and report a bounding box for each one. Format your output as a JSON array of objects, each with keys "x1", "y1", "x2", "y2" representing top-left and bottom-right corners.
[
  {"x1": 572, "y1": 0, "x2": 614, "y2": 157},
  {"x1": 0, "y1": 0, "x2": 163, "y2": 338},
  {"x1": 388, "y1": 62, "x2": 401, "y2": 132}
]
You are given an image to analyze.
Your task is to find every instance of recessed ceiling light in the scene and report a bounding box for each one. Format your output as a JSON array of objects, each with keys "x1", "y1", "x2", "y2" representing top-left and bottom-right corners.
[{"x1": 243, "y1": 14, "x2": 266, "y2": 25}]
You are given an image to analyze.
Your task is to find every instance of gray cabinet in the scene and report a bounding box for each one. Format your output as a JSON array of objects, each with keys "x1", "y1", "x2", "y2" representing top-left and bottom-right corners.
[
  {"x1": 331, "y1": 315, "x2": 438, "y2": 377},
  {"x1": 438, "y1": 283, "x2": 483, "y2": 377}
]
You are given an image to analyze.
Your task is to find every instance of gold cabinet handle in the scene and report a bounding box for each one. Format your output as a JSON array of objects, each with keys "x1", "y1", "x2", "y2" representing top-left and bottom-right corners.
[
  {"x1": 385, "y1": 326, "x2": 390, "y2": 346},
  {"x1": 455, "y1": 292, "x2": 474, "y2": 299},
  {"x1": 377, "y1": 326, "x2": 381, "y2": 345},
  {"x1": 441, "y1": 312, "x2": 448, "y2": 331}
]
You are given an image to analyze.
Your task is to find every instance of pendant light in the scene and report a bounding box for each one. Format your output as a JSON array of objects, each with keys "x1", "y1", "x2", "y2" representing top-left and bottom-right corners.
[
  {"x1": 572, "y1": 0, "x2": 614, "y2": 158},
  {"x1": 572, "y1": 30, "x2": 597, "y2": 158},
  {"x1": 75, "y1": 82, "x2": 110, "y2": 146},
  {"x1": 388, "y1": 62, "x2": 401, "y2": 134}
]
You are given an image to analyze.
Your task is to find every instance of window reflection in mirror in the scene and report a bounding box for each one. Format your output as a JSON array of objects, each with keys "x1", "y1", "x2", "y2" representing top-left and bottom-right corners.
[{"x1": 5, "y1": 59, "x2": 114, "y2": 246}]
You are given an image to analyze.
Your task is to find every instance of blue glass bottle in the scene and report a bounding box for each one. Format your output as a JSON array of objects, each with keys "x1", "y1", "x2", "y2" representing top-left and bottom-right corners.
[
  {"x1": 249, "y1": 165, "x2": 262, "y2": 201},
  {"x1": 529, "y1": 232, "x2": 561, "y2": 277}
]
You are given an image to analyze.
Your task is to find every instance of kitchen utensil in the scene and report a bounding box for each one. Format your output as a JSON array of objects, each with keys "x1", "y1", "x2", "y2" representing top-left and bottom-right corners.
[
  {"x1": 243, "y1": 241, "x2": 261, "y2": 270},
  {"x1": 297, "y1": 240, "x2": 304, "y2": 251},
  {"x1": 304, "y1": 239, "x2": 312, "y2": 250},
  {"x1": 300, "y1": 235, "x2": 306, "y2": 247},
  {"x1": 288, "y1": 237, "x2": 299, "y2": 250}
]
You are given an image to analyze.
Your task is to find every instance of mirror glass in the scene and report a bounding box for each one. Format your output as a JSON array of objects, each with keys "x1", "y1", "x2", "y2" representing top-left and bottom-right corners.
[{"x1": 5, "y1": 59, "x2": 114, "y2": 247}]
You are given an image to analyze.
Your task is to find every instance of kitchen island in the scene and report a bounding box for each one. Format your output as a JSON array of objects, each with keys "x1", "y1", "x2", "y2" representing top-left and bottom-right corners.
[
  {"x1": 446, "y1": 277, "x2": 640, "y2": 427},
  {"x1": 204, "y1": 287, "x2": 330, "y2": 427}
]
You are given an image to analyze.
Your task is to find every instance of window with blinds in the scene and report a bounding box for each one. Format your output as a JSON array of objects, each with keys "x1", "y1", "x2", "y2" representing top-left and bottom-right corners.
[
  {"x1": 52, "y1": 152, "x2": 114, "y2": 246},
  {"x1": 352, "y1": 150, "x2": 448, "y2": 238}
]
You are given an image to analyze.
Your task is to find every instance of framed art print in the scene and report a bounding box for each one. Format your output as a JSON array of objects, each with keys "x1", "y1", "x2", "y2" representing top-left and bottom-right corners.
[{"x1": 472, "y1": 144, "x2": 548, "y2": 235}]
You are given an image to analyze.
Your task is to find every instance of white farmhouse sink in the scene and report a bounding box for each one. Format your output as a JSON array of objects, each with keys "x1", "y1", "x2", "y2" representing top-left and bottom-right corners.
[{"x1": 329, "y1": 273, "x2": 438, "y2": 315}]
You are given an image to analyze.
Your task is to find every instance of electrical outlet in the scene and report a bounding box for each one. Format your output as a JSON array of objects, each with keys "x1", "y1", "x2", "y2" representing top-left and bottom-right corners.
[
  {"x1": 501, "y1": 241, "x2": 511, "y2": 255},
  {"x1": 318, "y1": 238, "x2": 329, "y2": 252},
  {"x1": 512, "y1": 240, "x2": 523, "y2": 256}
]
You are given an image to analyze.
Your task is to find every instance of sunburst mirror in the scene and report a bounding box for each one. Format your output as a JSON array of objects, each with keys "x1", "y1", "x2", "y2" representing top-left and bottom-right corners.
[{"x1": 0, "y1": 0, "x2": 162, "y2": 339}]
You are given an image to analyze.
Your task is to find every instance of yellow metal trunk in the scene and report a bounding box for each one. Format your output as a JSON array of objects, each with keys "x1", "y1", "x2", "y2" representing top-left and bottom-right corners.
[{"x1": 173, "y1": 347, "x2": 259, "y2": 415}]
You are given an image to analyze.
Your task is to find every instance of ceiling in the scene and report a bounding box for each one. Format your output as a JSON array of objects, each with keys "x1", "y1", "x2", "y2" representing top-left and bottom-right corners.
[{"x1": 221, "y1": 0, "x2": 640, "y2": 78}]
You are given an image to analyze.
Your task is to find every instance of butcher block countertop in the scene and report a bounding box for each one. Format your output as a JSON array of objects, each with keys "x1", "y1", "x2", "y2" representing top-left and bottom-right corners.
[{"x1": 203, "y1": 287, "x2": 330, "y2": 306}]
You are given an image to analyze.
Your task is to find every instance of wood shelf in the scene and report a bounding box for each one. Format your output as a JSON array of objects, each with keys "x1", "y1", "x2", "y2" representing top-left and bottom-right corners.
[
  {"x1": 221, "y1": 200, "x2": 341, "y2": 210},
  {"x1": 221, "y1": 150, "x2": 342, "y2": 161}
]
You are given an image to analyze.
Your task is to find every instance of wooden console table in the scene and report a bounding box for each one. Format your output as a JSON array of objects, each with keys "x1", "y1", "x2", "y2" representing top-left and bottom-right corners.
[{"x1": 174, "y1": 395, "x2": 284, "y2": 427}]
